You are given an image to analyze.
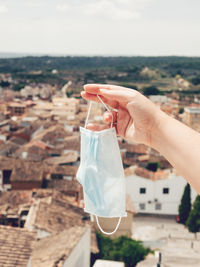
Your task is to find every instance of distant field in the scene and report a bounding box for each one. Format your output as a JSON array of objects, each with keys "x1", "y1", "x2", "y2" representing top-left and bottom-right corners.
[{"x1": 0, "y1": 56, "x2": 200, "y2": 94}]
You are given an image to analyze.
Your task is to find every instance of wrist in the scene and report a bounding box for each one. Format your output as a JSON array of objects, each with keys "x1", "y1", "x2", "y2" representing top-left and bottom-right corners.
[{"x1": 150, "y1": 109, "x2": 170, "y2": 150}]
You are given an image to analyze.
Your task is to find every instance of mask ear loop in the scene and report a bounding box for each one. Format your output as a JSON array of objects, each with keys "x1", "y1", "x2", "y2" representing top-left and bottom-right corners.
[
  {"x1": 84, "y1": 95, "x2": 114, "y2": 128},
  {"x1": 84, "y1": 101, "x2": 92, "y2": 128},
  {"x1": 95, "y1": 216, "x2": 121, "y2": 235},
  {"x1": 97, "y1": 94, "x2": 113, "y2": 128}
]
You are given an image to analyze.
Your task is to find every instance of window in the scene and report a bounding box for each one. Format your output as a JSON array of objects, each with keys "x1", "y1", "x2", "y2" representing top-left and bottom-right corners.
[
  {"x1": 3, "y1": 170, "x2": 12, "y2": 184},
  {"x1": 51, "y1": 173, "x2": 63, "y2": 180},
  {"x1": 163, "y1": 188, "x2": 169, "y2": 194},
  {"x1": 32, "y1": 191, "x2": 37, "y2": 197},
  {"x1": 155, "y1": 203, "x2": 162, "y2": 210},
  {"x1": 139, "y1": 203, "x2": 146, "y2": 210},
  {"x1": 126, "y1": 152, "x2": 135, "y2": 158},
  {"x1": 20, "y1": 210, "x2": 29, "y2": 217},
  {"x1": 140, "y1": 187, "x2": 146, "y2": 194}
]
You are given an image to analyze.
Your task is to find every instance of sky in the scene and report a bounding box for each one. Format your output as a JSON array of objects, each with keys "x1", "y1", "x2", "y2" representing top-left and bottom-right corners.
[{"x1": 0, "y1": 0, "x2": 200, "y2": 56}]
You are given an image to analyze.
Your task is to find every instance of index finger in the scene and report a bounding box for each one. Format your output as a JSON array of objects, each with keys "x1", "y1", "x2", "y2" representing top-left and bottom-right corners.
[
  {"x1": 84, "y1": 84, "x2": 124, "y2": 95},
  {"x1": 81, "y1": 91, "x2": 119, "y2": 109}
]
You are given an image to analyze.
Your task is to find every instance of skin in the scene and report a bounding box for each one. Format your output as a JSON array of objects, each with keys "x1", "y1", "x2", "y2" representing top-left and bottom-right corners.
[{"x1": 81, "y1": 84, "x2": 200, "y2": 194}]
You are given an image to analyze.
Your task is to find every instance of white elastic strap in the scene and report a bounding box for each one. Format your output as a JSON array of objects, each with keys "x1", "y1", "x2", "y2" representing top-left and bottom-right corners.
[
  {"x1": 84, "y1": 95, "x2": 114, "y2": 129},
  {"x1": 95, "y1": 216, "x2": 121, "y2": 235},
  {"x1": 97, "y1": 94, "x2": 114, "y2": 128},
  {"x1": 84, "y1": 101, "x2": 92, "y2": 128}
]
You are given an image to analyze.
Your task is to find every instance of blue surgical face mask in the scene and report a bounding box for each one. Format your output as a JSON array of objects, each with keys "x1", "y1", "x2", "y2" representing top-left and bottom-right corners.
[{"x1": 77, "y1": 96, "x2": 127, "y2": 235}]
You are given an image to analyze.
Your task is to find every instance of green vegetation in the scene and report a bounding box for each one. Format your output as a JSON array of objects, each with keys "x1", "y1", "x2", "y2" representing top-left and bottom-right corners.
[
  {"x1": 186, "y1": 195, "x2": 200, "y2": 234},
  {"x1": 146, "y1": 162, "x2": 161, "y2": 172},
  {"x1": 142, "y1": 86, "x2": 160, "y2": 96},
  {"x1": 1, "y1": 56, "x2": 200, "y2": 73},
  {"x1": 1, "y1": 55, "x2": 200, "y2": 96},
  {"x1": 95, "y1": 233, "x2": 151, "y2": 267},
  {"x1": 179, "y1": 107, "x2": 184, "y2": 114},
  {"x1": 190, "y1": 76, "x2": 200, "y2": 85},
  {"x1": 13, "y1": 82, "x2": 26, "y2": 91},
  {"x1": 178, "y1": 184, "x2": 191, "y2": 224},
  {"x1": 0, "y1": 81, "x2": 10, "y2": 87}
]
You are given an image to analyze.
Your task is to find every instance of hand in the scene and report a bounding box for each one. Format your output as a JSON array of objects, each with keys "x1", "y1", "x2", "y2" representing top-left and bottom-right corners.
[{"x1": 81, "y1": 84, "x2": 164, "y2": 146}]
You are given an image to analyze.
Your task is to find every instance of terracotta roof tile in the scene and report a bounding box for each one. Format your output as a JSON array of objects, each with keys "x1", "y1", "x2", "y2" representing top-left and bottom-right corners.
[
  {"x1": 31, "y1": 226, "x2": 89, "y2": 267},
  {"x1": 32, "y1": 125, "x2": 72, "y2": 143},
  {"x1": 63, "y1": 135, "x2": 80, "y2": 151},
  {"x1": 10, "y1": 160, "x2": 43, "y2": 182},
  {"x1": 0, "y1": 225, "x2": 36, "y2": 267},
  {"x1": 0, "y1": 156, "x2": 15, "y2": 169},
  {"x1": 44, "y1": 152, "x2": 78, "y2": 165},
  {"x1": 120, "y1": 142, "x2": 149, "y2": 154},
  {"x1": 0, "y1": 190, "x2": 32, "y2": 207},
  {"x1": 47, "y1": 179, "x2": 81, "y2": 193},
  {"x1": 25, "y1": 190, "x2": 98, "y2": 254},
  {"x1": 32, "y1": 199, "x2": 86, "y2": 233},
  {"x1": 135, "y1": 167, "x2": 154, "y2": 179},
  {"x1": 44, "y1": 164, "x2": 78, "y2": 176},
  {"x1": 125, "y1": 166, "x2": 171, "y2": 181}
]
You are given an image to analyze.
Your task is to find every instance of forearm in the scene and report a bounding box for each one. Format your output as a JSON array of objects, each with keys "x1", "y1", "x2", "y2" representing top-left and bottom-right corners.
[{"x1": 152, "y1": 111, "x2": 200, "y2": 194}]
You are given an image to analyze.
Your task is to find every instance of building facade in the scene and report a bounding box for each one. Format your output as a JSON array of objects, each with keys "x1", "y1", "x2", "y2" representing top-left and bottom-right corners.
[
  {"x1": 126, "y1": 172, "x2": 197, "y2": 215},
  {"x1": 184, "y1": 107, "x2": 200, "y2": 130}
]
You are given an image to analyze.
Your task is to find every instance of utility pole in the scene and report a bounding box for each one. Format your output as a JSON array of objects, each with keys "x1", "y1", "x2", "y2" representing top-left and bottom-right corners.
[{"x1": 157, "y1": 252, "x2": 162, "y2": 267}]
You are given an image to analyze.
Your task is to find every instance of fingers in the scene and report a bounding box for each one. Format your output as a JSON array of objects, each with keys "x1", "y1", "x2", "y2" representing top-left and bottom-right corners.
[
  {"x1": 84, "y1": 84, "x2": 123, "y2": 94},
  {"x1": 86, "y1": 123, "x2": 109, "y2": 131},
  {"x1": 84, "y1": 83, "x2": 137, "y2": 95},
  {"x1": 99, "y1": 88, "x2": 135, "y2": 103},
  {"x1": 81, "y1": 91, "x2": 119, "y2": 109},
  {"x1": 117, "y1": 108, "x2": 131, "y2": 137},
  {"x1": 103, "y1": 111, "x2": 117, "y2": 124},
  {"x1": 81, "y1": 89, "x2": 133, "y2": 109},
  {"x1": 83, "y1": 84, "x2": 137, "y2": 106}
]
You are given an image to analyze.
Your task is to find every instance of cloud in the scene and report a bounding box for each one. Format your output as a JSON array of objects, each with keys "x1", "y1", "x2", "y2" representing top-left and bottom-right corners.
[
  {"x1": 57, "y1": 4, "x2": 70, "y2": 12},
  {"x1": 0, "y1": 5, "x2": 8, "y2": 13},
  {"x1": 83, "y1": 0, "x2": 155, "y2": 21},
  {"x1": 84, "y1": 0, "x2": 139, "y2": 20}
]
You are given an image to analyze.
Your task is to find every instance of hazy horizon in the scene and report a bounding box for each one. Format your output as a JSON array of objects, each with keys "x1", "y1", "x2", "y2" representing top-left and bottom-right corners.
[{"x1": 1, "y1": 52, "x2": 200, "y2": 59}]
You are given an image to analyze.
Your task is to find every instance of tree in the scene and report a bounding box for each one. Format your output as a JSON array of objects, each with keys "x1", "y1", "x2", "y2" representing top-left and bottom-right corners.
[
  {"x1": 96, "y1": 233, "x2": 151, "y2": 267},
  {"x1": 146, "y1": 162, "x2": 160, "y2": 172},
  {"x1": 179, "y1": 107, "x2": 184, "y2": 114},
  {"x1": 0, "y1": 81, "x2": 10, "y2": 87},
  {"x1": 190, "y1": 76, "x2": 200, "y2": 86},
  {"x1": 178, "y1": 183, "x2": 191, "y2": 224},
  {"x1": 142, "y1": 86, "x2": 160, "y2": 96},
  {"x1": 13, "y1": 82, "x2": 26, "y2": 91},
  {"x1": 186, "y1": 195, "x2": 200, "y2": 234}
]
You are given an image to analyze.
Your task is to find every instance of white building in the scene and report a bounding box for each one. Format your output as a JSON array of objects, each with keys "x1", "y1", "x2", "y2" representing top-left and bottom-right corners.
[
  {"x1": 126, "y1": 167, "x2": 197, "y2": 215},
  {"x1": 94, "y1": 260, "x2": 125, "y2": 267}
]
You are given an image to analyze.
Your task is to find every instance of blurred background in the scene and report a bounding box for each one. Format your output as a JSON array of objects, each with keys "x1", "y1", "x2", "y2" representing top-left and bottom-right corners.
[{"x1": 0, "y1": 1, "x2": 200, "y2": 267}]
